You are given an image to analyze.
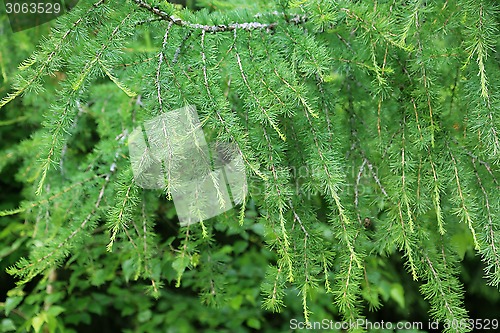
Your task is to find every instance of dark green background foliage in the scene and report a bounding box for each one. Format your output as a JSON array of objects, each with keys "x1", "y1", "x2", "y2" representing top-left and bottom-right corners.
[{"x1": 0, "y1": 0, "x2": 499, "y2": 332}]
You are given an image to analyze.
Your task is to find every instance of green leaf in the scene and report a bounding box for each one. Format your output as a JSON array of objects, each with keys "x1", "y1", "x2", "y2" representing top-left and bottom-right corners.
[
  {"x1": 390, "y1": 283, "x2": 405, "y2": 309},
  {"x1": 31, "y1": 314, "x2": 45, "y2": 333},
  {"x1": 172, "y1": 256, "x2": 190, "y2": 287},
  {"x1": 0, "y1": 319, "x2": 16, "y2": 332},
  {"x1": 122, "y1": 258, "x2": 136, "y2": 283},
  {"x1": 3, "y1": 297, "x2": 23, "y2": 316},
  {"x1": 172, "y1": 256, "x2": 189, "y2": 275},
  {"x1": 137, "y1": 310, "x2": 152, "y2": 323},
  {"x1": 46, "y1": 306, "x2": 65, "y2": 317},
  {"x1": 230, "y1": 295, "x2": 243, "y2": 310},
  {"x1": 246, "y1": 318, "x2": 261, "y2": 330}
]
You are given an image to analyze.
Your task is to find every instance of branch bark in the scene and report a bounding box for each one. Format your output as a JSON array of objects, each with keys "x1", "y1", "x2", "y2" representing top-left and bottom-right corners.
[
  {"x1": 133, "y1": 0, "x2": 277, "y2": 32},
  {"x1": 132, "y1": 0, "x2": 307, "y2": 32}
]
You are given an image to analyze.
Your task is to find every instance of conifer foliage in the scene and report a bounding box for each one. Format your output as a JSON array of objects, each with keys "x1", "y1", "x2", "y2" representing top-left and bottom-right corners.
[{"x1": 0, "y1": 0, "x2": 499, "y2": 332}]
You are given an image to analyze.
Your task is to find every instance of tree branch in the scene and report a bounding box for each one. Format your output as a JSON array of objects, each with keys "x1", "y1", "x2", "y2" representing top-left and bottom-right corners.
[{"x1": 132, "y1": 0, "x2": 278, "y2": 32}]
